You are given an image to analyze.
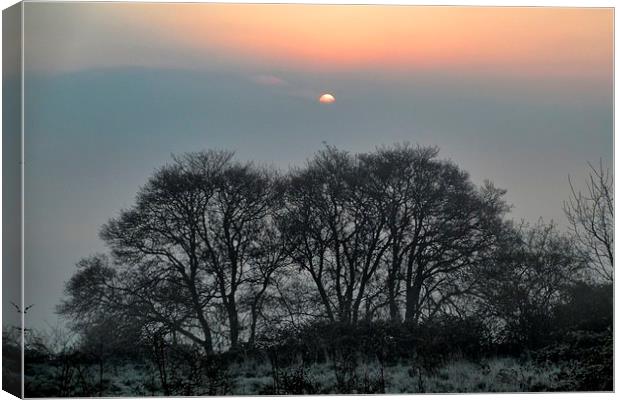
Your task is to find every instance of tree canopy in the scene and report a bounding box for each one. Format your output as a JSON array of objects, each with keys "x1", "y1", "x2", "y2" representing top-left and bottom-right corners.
[{"x1": 59, "y1": 144, "x2": 605, "y2": 355}]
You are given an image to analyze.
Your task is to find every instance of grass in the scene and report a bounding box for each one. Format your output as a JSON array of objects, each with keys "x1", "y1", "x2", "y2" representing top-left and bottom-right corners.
[
  {"x1": 25, "y1": 355, "x2": 570, "y2": 396},
  {"x1": 388, "y1": 357, "x2": 565, "y2": 393}
]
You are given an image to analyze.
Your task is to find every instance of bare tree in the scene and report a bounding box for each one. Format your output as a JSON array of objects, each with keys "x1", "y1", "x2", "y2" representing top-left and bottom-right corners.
[
  {"x1": 564, "y1": 160, "x2": 613, "y2": 282},
  {"x1": 204, "y1": 160, "x2": 283, "y2": 349},
  {"x1": 473, "y1": 220, "x2": 585, "y2": 347},
  {"x1": 280, "y1": 147, "x2": 391, "y2": 324},
  {"x1": 99, "y1": 151, "x2": 228, "y2": 353},
  {"x1": 358, "y1": 145, "x2": 434, "y2": 322},
  {"x1": 360, "y1": 144, "x2": 508, "y2": 324},
  {"x1": 240, "y1": 223, "x2": 289, "y2": 345},
  {"x1": 280, "y1": 144, "x2": 507, "y2": 325},
  {"x1": 58, "y1": 254, "x2": 202, "y2": 355},
  {"x1": 62, "y1": 151, "x2": 284, "y2": 353}
]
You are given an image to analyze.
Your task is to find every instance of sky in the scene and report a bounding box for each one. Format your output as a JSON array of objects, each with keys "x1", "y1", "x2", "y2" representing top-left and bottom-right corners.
[{"x1": 17, "y1": 3, "x2": 613, "y2": 330}]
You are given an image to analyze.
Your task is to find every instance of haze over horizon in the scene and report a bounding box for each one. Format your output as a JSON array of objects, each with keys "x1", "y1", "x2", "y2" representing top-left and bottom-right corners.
[{"x1": 15, "y1": 3, "x2": 613, "y2": 330}]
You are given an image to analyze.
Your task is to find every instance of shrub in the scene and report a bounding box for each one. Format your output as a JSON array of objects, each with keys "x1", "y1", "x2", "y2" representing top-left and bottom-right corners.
[
  {"x1": 553, "y1": 282, "x2": 612, "y2": 333},
  {"x1": 534, "y1": 329, "x2": 612, "y2": 391}
]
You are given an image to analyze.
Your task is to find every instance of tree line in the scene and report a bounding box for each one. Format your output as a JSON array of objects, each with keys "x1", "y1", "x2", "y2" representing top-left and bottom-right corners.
[{"x1": 58, "y1": 143, "x2": 613, "y2": 357}]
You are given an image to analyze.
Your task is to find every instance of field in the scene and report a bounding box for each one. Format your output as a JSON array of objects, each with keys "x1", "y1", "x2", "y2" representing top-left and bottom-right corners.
[{"x1": 23, "y1": 354, "x2": 584, "y2": 396}]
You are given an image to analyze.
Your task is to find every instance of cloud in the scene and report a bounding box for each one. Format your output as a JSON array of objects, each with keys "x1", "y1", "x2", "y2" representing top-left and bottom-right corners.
[
  {"x1": 251, "y1": 74, "x2": 323, "y2": 101},
  {"x1": 250, "y1": 74, "x2": 318, "y2": 101},
  {"x1": 252, "y1": 74, "x2": 288, "y2": 86}
]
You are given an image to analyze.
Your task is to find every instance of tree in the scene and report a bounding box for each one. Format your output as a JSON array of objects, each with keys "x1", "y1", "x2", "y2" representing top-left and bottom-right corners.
[
  {"x1": 279, "y1": 144, "x2": 508, "y2": 325},
  {"x1": 564, "y1": 160, "x2": 614, "y2": 282},
  {"x1": 58, "y1": 254, "x2": 183, "y2": 351},
  {"x1": 240, "y1": 221, "x2": 289, "y2": 345},
  {"x1": 62, "y1": 151, "x2": 284, "y2": 353},
  {"x1": 360, "y1": 144, "x2": 508, "y2": 324},
  {"x1": 195, "y1": 156, "x2": 283, "y2": 349},
  {"x1": 100, "y1": 151, "x2": 225, "y2": 353},
  {"x1": 280, "y1": 147, "x2": 391, "y2": 324},
  {"x1": 474, "y1": 221, "x2": 585, "y2": 348},
  {"x1": 358, "y1": 145, "x2": 437, "y2": 322}
]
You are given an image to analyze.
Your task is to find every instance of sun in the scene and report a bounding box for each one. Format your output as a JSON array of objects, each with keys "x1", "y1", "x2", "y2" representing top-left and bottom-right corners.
[{"x1": 319, "y1": 93, "x2": 336, "y2": 104}]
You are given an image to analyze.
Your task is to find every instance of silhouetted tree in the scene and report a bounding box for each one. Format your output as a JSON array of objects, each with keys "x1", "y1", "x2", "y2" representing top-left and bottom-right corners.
[
  {"x1": 474, "y1": 221, "x2": 585, "y2": 349},
  {"x1": 47, "y1": 144, "x2": 616, "y2": 395},
  {"x1": 564, "y1": 160, "x2": 613, "y2": 282},
  {"x1": 62, "y1": 151, "x2": 283, "y2": 353},
  {"x1": 279, "y1": 144, "x2": 507, "y2": 325},
  {"x1": 280, "y1": 147, "x2": 391, "y2": 323},
  {"x1": 360, "y1": 144, "x2": 508, "y2": 324}
]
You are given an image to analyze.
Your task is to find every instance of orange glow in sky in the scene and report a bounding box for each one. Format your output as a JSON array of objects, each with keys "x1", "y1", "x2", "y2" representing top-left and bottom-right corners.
[
  {"x1": 126, "y1": 5, "x2": 612, "y2": 77},
  {"x1": 25, "y1": 3, "x2": 612, "y2": 81}
]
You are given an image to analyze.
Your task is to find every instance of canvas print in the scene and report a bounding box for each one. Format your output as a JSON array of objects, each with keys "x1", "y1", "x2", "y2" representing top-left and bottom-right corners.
[{"x1": 1, "y1": 2, "x2": 613, "y2": 397}]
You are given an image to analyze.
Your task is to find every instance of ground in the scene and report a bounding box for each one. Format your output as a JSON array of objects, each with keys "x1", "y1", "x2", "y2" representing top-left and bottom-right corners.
[{"x1": 24, "y1": 355, "x2": 574, "y2": 396}]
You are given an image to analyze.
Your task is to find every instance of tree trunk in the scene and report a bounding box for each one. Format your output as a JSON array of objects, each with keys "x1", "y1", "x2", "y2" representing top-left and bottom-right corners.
[
  {"x1": 202, "y1": 335, "x2": 214, "y2": 355},
  {"x1": 248, "y1": 303, "x2": 258, "y2": 346},
  {"x1": 387, "y1": 258, "x2": 401, "y2": 323},
  {"x1": 227, "y1": 295, "x2": 240, "y2": 349},
  {"x1": 188, "y1": 282, "x2": 214, "y2": 355},
  {"x1": 308, "y1": 270, "x2": 335, "y2": 321},
  {"x1": 405, "y1": 273, "x2": 424, "y2": 324}
]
